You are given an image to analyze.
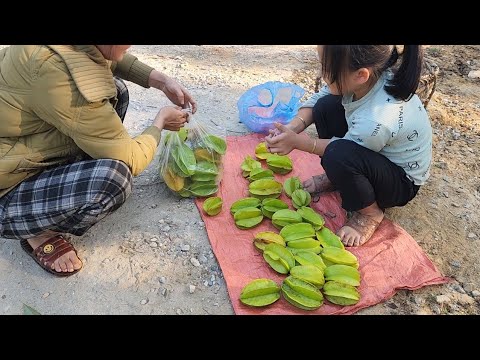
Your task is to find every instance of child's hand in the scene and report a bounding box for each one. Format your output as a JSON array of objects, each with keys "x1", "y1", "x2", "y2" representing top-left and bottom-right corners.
[
  {"x1": 153, "y1": 106, "x2": 189, "y2": 131},
  {"x1": 264, "y1": 123, "x2": 299, "y2": 155}
]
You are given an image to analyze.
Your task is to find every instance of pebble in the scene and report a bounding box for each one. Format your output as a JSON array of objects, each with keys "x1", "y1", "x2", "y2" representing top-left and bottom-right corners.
[
  {"x1": 449, "y1": 260, "x2": 461, "y2": 268},
  {"x1": 451, "y1": 203, "x2": 461, "y2": 207},
  {"x1": 163, "y1": 225, "x2": 171, "y2": 232},
  {"x1": 181, "y1": 244, "x2": 191, "y2": 252},
  {"x1": 199, "y1": 255, "x2": 208, "y2": 264},
  {"x1": 468, "y1": 232, "x2": 476, "y2": 238},
  {"x1": 159, "y1": 219, "x2": 165, "y2": 224},
  {"x1": 471, "y1": 290, "x2": 480, "y2": 298},
  {"x1": 454, "y1": 293, "x2": 475, "y2": 305},
  {"x1": 150, "y1": 237, "x2": 158, "y2": 242},
  {"x1": 467, "y1": 70, "x2": 480, "y2": 79},
  {"x1": 203, "y1": 280, "x2": 209, "y2": 287},
  {"x1": 189, "y1": 285, "x2": 196, "y2": 294},
  {"x1": 159, "y1": 276, "x2": 166, "y2": 284},
  {"x1": 42, "y1": 292, "x2": 50, "y2": 299},
  {"x1": 176, "y1": 309, "x2": 182, "y2": 315},
  {"x1": 413, "y1": 296, "x2": 425, "y2": 306},
  {"x1": 190, "y1": 257, "x2": 201, "y2": 267},
  {"x1": 431, "y1": 304, "x2": 441, "y2": 314},
  {"x1": 435, "y1": 161, "x2": 447, "y2": 169},
  {"x1": 150, "y1": 242, "x2": 158, "y2": 248},
  {"x1": 436, "y1": 295, "x2": 451, "y2": 304},
  {"x1": 214, "y1": 302, "x2": 219, "y2": 307},
  {"x1": 415, "y1": 309, "x2": 430, "y2": 315},
  {"x1": 140, "y1": 299, "x2": 148, "y2": 305},
  {"x1": 443, "y1": 192, "x2": 449, "y2": 198},
  {"x1": 452, "y1": 284, "x2": 466, "y2": 294}
]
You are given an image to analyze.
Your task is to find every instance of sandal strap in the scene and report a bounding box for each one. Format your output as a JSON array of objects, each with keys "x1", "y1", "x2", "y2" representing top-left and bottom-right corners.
[
  {"x1": 345, "y1": 212, "x2": 382, "y2": 241},
  {"x1": 32, "y1": 235, "x2": 76, "y2": 268}
]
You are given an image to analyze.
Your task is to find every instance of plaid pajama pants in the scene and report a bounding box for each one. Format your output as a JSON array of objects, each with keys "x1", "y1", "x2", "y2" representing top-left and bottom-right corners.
[{"x1": 0, "y1": 78, "x2": 132, "y2": 240}]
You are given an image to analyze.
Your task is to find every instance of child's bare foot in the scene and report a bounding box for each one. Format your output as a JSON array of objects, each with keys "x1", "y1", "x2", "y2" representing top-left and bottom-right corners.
[{"x1": 337, "y1": 206, "x2": 384, "y2": 247}]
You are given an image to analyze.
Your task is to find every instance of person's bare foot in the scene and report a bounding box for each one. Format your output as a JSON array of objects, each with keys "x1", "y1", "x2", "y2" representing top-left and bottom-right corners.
[
  {"x1": 337, "y1": 203, "x2": 384, "y2": 247},
  {"x1": 303, "y1": 174, "x2": 335, "y2": 201},
  {"x1": 27, "y1": 232, "x2": 83, "y2": 273}
]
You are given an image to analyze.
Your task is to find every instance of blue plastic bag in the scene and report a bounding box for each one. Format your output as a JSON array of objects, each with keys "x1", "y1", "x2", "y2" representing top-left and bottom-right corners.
[{"x1": 237, "y1": 81, "x2": 306, "y2": 134}]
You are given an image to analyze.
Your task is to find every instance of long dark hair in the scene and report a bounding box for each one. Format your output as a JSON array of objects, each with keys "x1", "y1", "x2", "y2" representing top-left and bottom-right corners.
[{"x1": 320, "y1": 45, "x2": 424, "y2": 101}]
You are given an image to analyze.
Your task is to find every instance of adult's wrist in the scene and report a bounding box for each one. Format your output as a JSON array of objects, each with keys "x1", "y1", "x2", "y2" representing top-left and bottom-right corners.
[{"x1": 149, "y1": 70, "x2": 168, "y2": 90}]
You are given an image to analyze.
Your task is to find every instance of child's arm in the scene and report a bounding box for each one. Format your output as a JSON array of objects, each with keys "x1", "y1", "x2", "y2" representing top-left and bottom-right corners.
[{"x1": 265, "y1": 123, "x2": 331, "y2": 157}]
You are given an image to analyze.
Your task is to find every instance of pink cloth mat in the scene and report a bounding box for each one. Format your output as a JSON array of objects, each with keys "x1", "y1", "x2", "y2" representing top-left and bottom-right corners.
[{"x1": 195, "y1": 134, "x2": 449, "y2": 315}]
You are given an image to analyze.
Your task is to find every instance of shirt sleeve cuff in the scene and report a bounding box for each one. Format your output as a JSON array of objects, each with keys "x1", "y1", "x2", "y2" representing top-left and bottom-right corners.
[
  {"x1": 113, "y1": 53, "x2": 154, "y2": 88},
  {"x1": 141, "y1": 126, "x2": 162, "y2": 145}
]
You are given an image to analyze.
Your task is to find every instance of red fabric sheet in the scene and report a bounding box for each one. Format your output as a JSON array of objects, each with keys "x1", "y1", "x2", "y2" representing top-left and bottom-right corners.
[{"x1": 195, "y1": 134, "x2": 449, "y2": 315}]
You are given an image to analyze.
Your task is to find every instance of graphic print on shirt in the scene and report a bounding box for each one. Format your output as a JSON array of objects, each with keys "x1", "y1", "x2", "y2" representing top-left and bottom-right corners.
[
  {"x1": 371, "y1": 123, "x2": 381, "y2": 137},
  {"x1": 405, "y1": 146, "x2": 420, "y2": 152},
  {"x1": 404, "y1": 161, "x2": 420, "y2": 170},
  {"x1": 398, "y1": 105, "x2": 404, "y2": 130},
  {"x1": 407, "y1": 130, "x2": 419, "y2": 141}
]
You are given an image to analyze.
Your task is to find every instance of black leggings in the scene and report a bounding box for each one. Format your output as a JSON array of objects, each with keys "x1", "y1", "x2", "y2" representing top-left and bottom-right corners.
[{"x1": 312, "y1": 95, "x2": 420, "y2": 212}]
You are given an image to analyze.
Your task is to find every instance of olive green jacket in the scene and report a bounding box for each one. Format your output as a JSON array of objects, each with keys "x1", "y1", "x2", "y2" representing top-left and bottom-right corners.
[{"x1": 0, "y1": 45, "x2": 162, "y2": 198}]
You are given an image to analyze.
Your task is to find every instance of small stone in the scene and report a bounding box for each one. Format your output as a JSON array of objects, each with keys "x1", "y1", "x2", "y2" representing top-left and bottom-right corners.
[
  {"x1": 415, "y1": 309, "x2": 430, "y2": 315},
  {"x1": 213, "y1": 302, "x2": 219, "y2": 307},
  {"x1": 189, "y1": 285, "x2": 196, "y2": 294},
  {"x1": 471, "y1": 290, "x2": 480, "y2": 298},
  {"x1": 176, "y1": 309, "x2": 182, "y2": 315},
  {"x1": 150, "y1": 242, "x2": 158, "y2": 248},
  {"x1": 181, "y1": 244, "x2": 191, "y2": 252},
  {"x1": 385, "y1": 302, "x2": 398, "y2": 309},
  {"x1": 454, "y1": 293, "x2": 475, "y2": 306},
  {"x1": 159, "y1": 276, "x2": 166, "y2": 284},
  {"x1": 162, "y1": 288, "x2": 168, "y2": 297},
  {"x1": 203, "y1": 280, "x2": 209, "y2": 287},
  {"x1": 163, "y1": 225, "x2": 171, "y2": 232},
  {"x1": 468, "y1": 70, "x2": 480, "y2": 79},
  {"x1": 159, "y1": 219, "x2": 165, "y2": 224},
  {"x1": 1, "y1": 295, "x2": 6, "y2": 300},
  {"x1": 150, "y1": 237, "x2": 158, "y2": 242},
  {"x1": 452, "y1": 284, "x2": 466, "y2": 294},
  {"x1": 431, "y1": 304, "x2": 441, "y2": 314},
  {"x1": 449, "y1": 260, "x2": 461, "y2": 268},
  {"x1": 199, "y1": 255, "x2": 208, "y2": 264},
  {"x1": 190, "y1": 257, "x2": 201, "y2": 267},
  {"x1": 42, "y1": 292, "x2": 50, "y2": 299},
  {"x1": 198, "y1": 221, "x2": 205, "y2": 227},
  {"x1": 451, "y1": 203, "x2": 461, "y2": 207},
  {"x1": 413, "y1": 296, "x2": 425, "y2": 306},
  {"x1": 436, "y1": 295, "x2": 451, "y2": 304},
  {"x1": 435, "y1": 161, "x2": 447, "y2": 169},
  {"x1": 463, "y1": 283, "x2": 474, "y2": 293},
  {"x1": 443, "y1": 192, "x2": 449, "y2": 198},
  {"x1": 468, "y1": 232, "x2": 476, "y2": 239},
  {"x1": 140, "y1": 299, "x2": 148, "y2": 305}
]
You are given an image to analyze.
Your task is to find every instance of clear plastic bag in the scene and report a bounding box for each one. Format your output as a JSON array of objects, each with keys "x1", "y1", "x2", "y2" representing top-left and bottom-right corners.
[
  {"x1": 237, "y1": 81, "x2": 306, "y2": 134},
  {"x1": 158, "y1": 117, "x2": 227, "y2": 198}
]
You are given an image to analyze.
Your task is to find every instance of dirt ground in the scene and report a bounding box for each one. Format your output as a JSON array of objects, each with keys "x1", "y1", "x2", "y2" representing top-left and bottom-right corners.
[{"x1": 1, "y1": 45, "x2": 479, "y2": 315}]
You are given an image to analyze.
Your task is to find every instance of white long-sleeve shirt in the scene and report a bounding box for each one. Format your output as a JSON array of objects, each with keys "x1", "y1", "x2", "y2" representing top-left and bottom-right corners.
[{"x1": 301, "y1": 72, "x2": 432, "y2": 185}]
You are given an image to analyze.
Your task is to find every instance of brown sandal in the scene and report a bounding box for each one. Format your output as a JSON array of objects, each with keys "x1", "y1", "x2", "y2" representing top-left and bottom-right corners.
[
  {"x1": 20, "y1": 235, "x2": 83, "y2": 277},
  {"x1": 343, "y1": 212, "x2": 382, "y2": 245},
  {"x1": 304, "y1": 173, "x2": 336, "y2": 202}
]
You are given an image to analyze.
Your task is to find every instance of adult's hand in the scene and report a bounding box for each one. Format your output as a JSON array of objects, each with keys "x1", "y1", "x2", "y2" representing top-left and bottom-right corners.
[
  {"x1": 153, "y1": 106, "x2": 189, "y2": 131},
  {"x1": 149, "y1": 70, "x2": 197, "y2": 114}
]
